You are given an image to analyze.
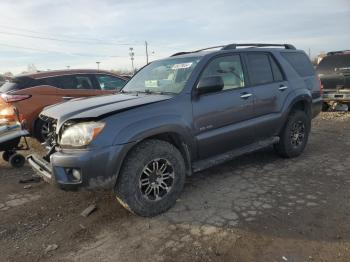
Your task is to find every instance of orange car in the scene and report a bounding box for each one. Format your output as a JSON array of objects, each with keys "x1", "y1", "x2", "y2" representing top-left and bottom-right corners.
[{"x1": 0, "y1": 69, "x2": 128, "y2": 141}]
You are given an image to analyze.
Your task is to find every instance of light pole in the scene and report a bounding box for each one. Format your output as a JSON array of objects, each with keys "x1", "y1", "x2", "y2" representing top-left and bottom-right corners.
[
  {"x1": 96, "y1": 61, "x2": 100, "y2": 70},
  {"x1": 145, "y1": 41, "x2": 149, "y2": 64},
  {"x1": 129, "y1": 47, "x2": 135, "y2": 73}
]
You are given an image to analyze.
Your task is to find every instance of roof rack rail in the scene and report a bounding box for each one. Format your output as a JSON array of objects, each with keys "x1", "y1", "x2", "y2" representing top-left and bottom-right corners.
[
  {"x1": 171, "y1": 43, "x2": 296, "y2": 57},
  {"x1": 171, "y1": 45, "x2": 225, "y2": 57},
  {"x1": 221, "y1": 43, "x2": 296, "y2": 50}
]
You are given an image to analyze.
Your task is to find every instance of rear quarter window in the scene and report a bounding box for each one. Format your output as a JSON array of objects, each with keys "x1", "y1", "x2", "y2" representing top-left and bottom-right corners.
[
  {"x1": 281, "y1": 52, "x2": 315, "y2": 77},
  {"x1": 0, "y1": 76, "x2": 36, "y2": 93}
]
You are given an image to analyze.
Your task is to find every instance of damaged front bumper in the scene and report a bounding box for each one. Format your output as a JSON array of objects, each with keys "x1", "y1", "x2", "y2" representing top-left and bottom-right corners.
[{"x1": 27, "y1": 144, "x2": 131, "y2": 190}]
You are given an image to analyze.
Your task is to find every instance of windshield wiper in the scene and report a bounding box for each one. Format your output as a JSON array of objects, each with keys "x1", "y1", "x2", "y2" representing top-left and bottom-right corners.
[
  {"x1": 142, "y1": 89, "x2": 176, "y2": 95},
  {"x1": 121, "y1": 89, "x2": 176, "y2": 95}
]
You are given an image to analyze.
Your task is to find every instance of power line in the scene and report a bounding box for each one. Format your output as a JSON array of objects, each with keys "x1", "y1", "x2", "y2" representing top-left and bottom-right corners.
[
  {"x1": 0, "y1": 25, "x2": 176, "y2": 48},
  {"x1": 0, "y1": 25, "x2": 116, "y2": 43},
  {"x1": 0, "y1": 30, "x2": 143, "y2": 46},
  {"x1": 0, "y1": 43, "x2": 131, "y2": 58}
]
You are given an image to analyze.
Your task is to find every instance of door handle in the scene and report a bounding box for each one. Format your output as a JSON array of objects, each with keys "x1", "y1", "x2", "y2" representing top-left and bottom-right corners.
[
  {"x1": 62, "y1": 96, "x2": 74, "y2": 101},
  {"x1": 240, "y1": 93, "x2": 252, "y2": 99},
  {"x1": 278, "y1": 85, "x2": 288, "y2": 91}
]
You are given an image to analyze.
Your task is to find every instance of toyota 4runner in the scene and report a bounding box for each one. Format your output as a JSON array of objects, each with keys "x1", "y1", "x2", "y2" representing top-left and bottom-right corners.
[{"x1": 27, "y1": 43, "x2": 322, "y2": 217}]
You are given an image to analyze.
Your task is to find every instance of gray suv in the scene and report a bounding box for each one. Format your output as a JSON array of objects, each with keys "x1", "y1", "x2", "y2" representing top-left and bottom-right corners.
[{"x1": 28, "y1": 43, "x2": 322, "y2": 217}]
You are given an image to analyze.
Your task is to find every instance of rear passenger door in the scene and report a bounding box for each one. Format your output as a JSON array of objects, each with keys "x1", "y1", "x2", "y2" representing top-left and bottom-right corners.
[
  {"x1": 53, "y1": 75, "x2": 101, "y2": 101},
  {"x1": 192, "y1": 54, "x2": 255, "y2": 159},
  {"x1": 244, "y1": 52, "x2": 290, "y2": 140}
]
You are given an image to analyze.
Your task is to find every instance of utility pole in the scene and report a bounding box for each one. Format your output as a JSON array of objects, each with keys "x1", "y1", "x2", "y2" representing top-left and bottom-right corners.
[
  {"x1": 129, "y1": 47, "x2": 135, "y2": 73},
  {"x1": 96, "y1": 61, "x2": 100, "y2": 70},
  {"x1": 308, "y1": 48, "x2": 311, "y2": 58},
  {"x1": 145, "y1": 41, "x2": 149, "y2": 64}
]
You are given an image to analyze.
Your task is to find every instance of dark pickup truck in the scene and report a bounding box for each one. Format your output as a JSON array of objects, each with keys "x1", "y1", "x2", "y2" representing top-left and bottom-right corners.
[
  {"x1": 316, "y1": 50, "x2": 350, "y2": 109},
  {"x1": 27, "y1": 43, "x2": 322, "y2": 216}
]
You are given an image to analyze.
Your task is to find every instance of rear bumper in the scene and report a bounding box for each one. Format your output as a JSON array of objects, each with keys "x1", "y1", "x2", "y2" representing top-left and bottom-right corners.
[
  {"x1": 0, "y1": 129, "x2": 28, "y2": 144},
  {"x1": 0, "y1": 122, "x2": 28, "y2": 145},
  {"x1": 27, "y1": 143, "x2": 134, "y2": 191},
  {"x1": 323, "y1": 89, "x2": 350, "y2": 102}
]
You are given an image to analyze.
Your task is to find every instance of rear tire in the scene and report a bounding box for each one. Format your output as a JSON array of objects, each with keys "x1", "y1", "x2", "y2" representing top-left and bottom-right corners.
[
  {"x1": 9, "y1": 153, "x2": 25, "y2": 168},
  {"x1": 115, "y1": 139, "x2": 186, "y2": 217},
  {"x1": 274, "y1": 110, "x2": 310, "y2": 158},
  {"x1": 34, "y1": 119, "x2": 49, "y2": 142}
]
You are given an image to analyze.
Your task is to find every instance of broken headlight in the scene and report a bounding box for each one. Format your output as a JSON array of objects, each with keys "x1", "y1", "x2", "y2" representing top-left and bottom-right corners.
[{"x1": 60, "y1": 122, "x2": 105, "y2": 147}]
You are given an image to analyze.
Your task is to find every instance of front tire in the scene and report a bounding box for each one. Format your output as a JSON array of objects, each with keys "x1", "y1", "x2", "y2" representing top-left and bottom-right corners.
[
  {"x1": 274, "y1": 110, "x2": 311, "y2": 158},
  {"x1": 115, "y1": 139, "x2": 186, "y2": 217},
  {"x1": 34, "y1": 119, "x2": 49, "y2": 142}
]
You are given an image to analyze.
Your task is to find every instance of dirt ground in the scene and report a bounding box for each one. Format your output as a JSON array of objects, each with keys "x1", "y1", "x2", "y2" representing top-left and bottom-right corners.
[{"x1": 1, "y1": 112, "x2": 350, "y2": 262}]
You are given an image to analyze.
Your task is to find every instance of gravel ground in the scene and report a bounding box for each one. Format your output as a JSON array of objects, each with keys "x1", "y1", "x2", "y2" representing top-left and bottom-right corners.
[{"x1": 0, "y1": 112, "x2": 350, "y2": 262}]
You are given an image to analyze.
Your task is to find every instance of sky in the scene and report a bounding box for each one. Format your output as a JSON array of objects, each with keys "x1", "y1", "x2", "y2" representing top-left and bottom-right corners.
[{"x1": 0, "y1": 0, "x2": 349, "y2": 74}]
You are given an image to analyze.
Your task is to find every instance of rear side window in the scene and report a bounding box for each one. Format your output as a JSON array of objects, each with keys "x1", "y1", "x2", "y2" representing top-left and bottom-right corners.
[
  {"x1": 246, "y1": 53, "x2": 274, "y2": 85},
  {"x1": 281, "y1": 52, "x2": 314, "y2": 77},
  {"x1": 39, "y1": 75, "x2": 95, "y2": 89},
  {"x1": 50, "y1": 76, "x2": 77, "y2": 89},
  {"x1": 0, "y1": 76, "x2": 36, "y2": 93}
]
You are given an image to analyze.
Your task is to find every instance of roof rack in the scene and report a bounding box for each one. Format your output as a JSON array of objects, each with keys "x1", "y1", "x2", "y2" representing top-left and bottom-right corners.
[
  {"x1": 221, "y1": 43, "x2": 296, "y2": 50},
  {"x1": 171, "y1": 45, "x2": 225, "y2": 57},
  {"x1": 171, "y1": 43, "x2": 296, "y2": 56}
]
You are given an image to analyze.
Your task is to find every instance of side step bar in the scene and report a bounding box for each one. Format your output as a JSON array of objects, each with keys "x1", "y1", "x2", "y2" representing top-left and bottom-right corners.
[{"x1": 192, "y1": 137, "x2": 279, "y2": 173}]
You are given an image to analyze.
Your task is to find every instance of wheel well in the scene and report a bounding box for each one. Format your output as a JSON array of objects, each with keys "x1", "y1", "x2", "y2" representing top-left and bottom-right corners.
[
  {"x1": 147, "y1": 133, "x2": 192, "y2": 176},
  {"x1": 290, "y1": 100, "x2": 311, "y2": 117},
  {"x1": 121, "y1": 132, "x2": 192, "y2": 176}
]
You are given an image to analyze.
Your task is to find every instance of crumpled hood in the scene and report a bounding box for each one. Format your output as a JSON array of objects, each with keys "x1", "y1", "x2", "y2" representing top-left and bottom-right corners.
[{"x1": 41, "y1": 93, "x2": 172, "y2": 128}]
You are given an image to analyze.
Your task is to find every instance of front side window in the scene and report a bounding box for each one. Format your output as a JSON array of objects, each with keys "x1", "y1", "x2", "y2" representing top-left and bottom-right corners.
[
  {"x1": 122, "y1": 56, "x2": 201, "y2": 94},
  {"x1": 75, "y1": 76, "x2": 94, "y2": 89},
  {"x1": 199, "y1": 55, "x2": 245, "y2": 90},
  {"x1": 96, "y1": 75, "x2": 126, "y2": 91},
  {"x1": 246, "y1": 53, "x2": 274, "y2": 85}
]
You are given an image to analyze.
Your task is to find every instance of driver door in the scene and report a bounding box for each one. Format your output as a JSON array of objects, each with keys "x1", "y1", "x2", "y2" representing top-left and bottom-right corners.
[{"x1": 192, "y1": 54, "x2": 255, "y2": 159}]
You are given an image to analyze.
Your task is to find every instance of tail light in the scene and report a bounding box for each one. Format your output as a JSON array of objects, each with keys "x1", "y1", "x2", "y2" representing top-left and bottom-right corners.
[
  {"x1": 317, "y1": 75, "x2": 323, "y2": 95},
  {"x1": 1, "y1": 93, "x2": 31, "y2": 103}
]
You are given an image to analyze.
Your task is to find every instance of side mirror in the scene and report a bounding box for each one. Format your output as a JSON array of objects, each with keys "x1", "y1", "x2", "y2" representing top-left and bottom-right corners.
[{"x1": 196, "y1": 76, "x2": 224, "y2": 95}]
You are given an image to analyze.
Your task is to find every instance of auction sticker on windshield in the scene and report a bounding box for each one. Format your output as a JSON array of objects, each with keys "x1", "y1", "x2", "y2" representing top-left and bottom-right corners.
[
  {"x1": 172, "y1": 63, "x2": 193, "y2": 70},
  {"x1": 145, "y1": 80, "x2": 158, "y2": 88}
]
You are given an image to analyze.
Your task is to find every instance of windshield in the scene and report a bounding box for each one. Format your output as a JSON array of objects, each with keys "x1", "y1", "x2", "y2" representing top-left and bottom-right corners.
[{"x1": 122, "y1": 56, "x2": 201, "y2": 94}]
